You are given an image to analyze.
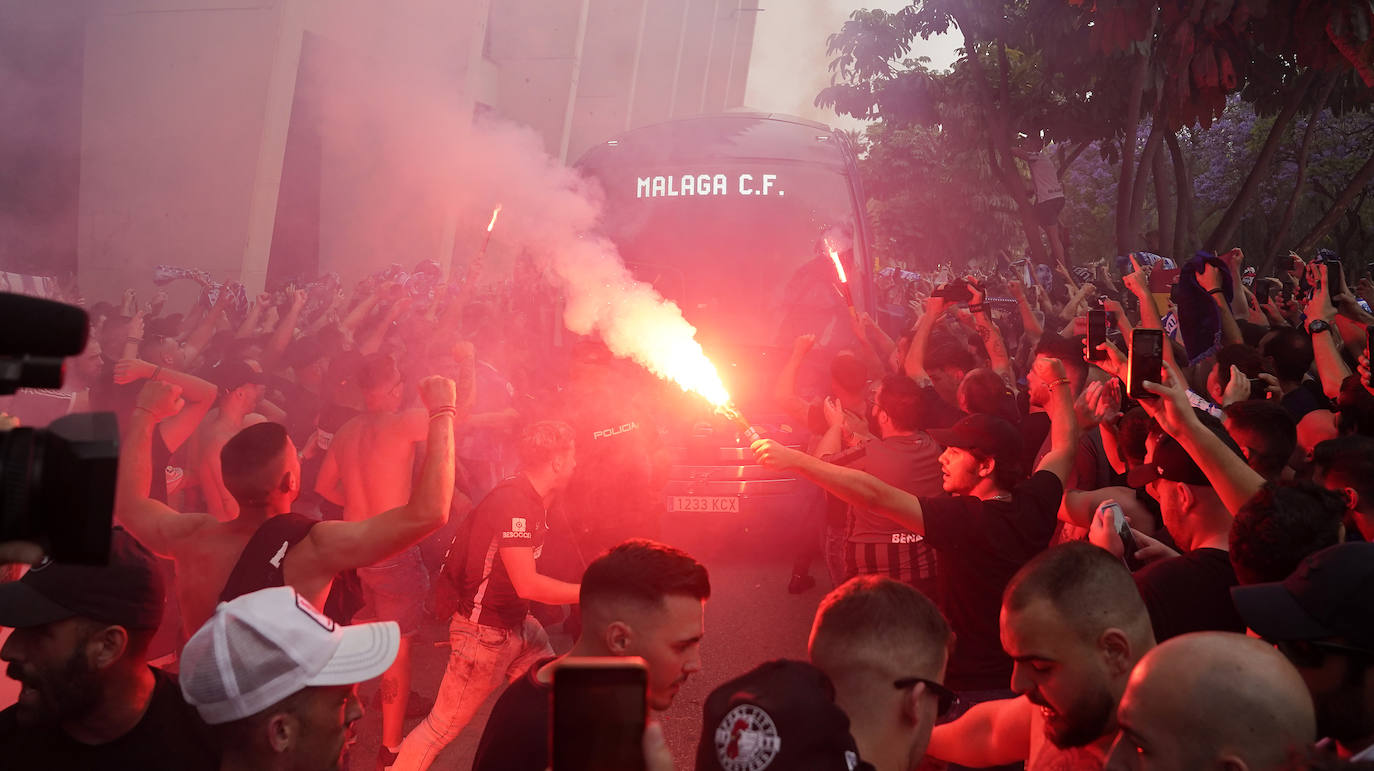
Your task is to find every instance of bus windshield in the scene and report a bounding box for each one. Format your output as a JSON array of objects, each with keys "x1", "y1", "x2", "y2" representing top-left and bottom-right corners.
[{"x1": 577, "y1": 115, "x2": 870, "y2": 355}]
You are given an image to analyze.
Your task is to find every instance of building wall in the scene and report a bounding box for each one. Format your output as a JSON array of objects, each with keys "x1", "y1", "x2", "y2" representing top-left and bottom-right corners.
[{"x1": 67, "y1": 0, "x2": 753, "y2": 299}]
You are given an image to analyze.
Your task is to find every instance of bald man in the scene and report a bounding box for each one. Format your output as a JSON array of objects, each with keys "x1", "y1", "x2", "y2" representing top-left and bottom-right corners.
[
  {"x1": 809, "y1": 575, "x2": 954, "y2": 771},
  {"x1": 928, "y1": 543, "x2": 1156, "y2": 770},
  {"x1": 1106, "y1": 632, "x2": 1316, "y2": 771}
]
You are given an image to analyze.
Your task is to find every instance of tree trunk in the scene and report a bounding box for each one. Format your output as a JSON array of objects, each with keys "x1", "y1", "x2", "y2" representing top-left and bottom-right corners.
[
  {"x1": 1265, "y1": 74, "x2": 1337, "y2": 265},
  {"x1": 1153, "y1": 139, "x2": 1176, "y2": 253},
  {"x1": 1167, "y1": 131, "x2": 1195, "y2": 259},
  {"x1": 1116, "y1": 50, "x2": 1152, "y2": 256},
  {"x1": 1294, "y1": 149, "x2": 1374, "y2": 254},
  {"x1": 1205, "y1": 69, "x2": 1318, "y2": 252},
  {"x1": 1128, "y1": 118, "x2": 1166, "y2": 244}
]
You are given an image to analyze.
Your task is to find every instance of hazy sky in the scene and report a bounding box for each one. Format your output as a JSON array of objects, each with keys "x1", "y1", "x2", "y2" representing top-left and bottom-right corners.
[{"x1": 744, "y1": 1, "x2": 963, "y2": 131}]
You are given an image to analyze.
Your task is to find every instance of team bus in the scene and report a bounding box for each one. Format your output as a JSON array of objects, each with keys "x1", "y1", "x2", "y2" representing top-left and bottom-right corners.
[{"x1": 573, "y1": 111, "x2": 876, "y2": 534}]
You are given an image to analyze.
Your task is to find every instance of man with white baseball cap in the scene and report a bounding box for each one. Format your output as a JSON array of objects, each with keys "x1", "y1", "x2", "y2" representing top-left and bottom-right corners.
[{"x1": 179, "y1": 585, "x2": 399, "y2": 771}]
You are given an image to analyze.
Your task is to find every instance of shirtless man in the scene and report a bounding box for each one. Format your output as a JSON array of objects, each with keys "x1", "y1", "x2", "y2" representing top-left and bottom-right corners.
[
  {"x1": 315, "y1": 351, "x2": 472, "y2": 764},
  {"x1": 186, "y1": 359, "x2": 268, "y2": 521},
  {"x1": 926, "y1": 543, "x2": 1156, "y2": 771},
  {"x1": 114, "y1": 377, "x2": 455, "y2": 644}
]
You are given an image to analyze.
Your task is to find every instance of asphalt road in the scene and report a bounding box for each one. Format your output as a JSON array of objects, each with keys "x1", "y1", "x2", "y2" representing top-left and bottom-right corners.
[{"x1": 352, "y1": 523, "x2": 828, "y2": 770}]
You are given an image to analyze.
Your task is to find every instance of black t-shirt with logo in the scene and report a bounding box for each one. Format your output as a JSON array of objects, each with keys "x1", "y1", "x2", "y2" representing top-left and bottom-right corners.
[
  {"x1": 0, "y1": 666, "x2": 216, "y2": 770},
  {"x1": 920, "y1": 470, "x2": 1065, "y2": 691},
  {"x1": 472, "y1": 656, "x2": 556, "y2": 771},
  {"x1": 452, "y1": 475, "x2": 549, "y2": 629}
]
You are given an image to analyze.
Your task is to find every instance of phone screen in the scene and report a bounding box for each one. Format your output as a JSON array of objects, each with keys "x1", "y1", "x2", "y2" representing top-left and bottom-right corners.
[
  {"x1": 1327, "y1": 259, "x2": 1343, "y2": 300},
  {"x1": 552, "y1": 659, "x2": 648, "y2": 771},
  {"x1": 1128, "y1": 329, "x2": 1164, "y2": 400},
  {"x1": 1114, "y1": 507, "x2": 1141, "y2": 571},
  {"x1": 1255, "y1": 281, "x2": 1271, "y2": 305},
  {"x1": 1087, "y1": 309, "x2": 1108, "y2": 361}
]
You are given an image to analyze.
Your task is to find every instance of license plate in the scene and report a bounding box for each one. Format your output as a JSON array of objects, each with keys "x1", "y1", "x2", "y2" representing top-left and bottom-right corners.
[{"x1": 669, "y1": 496, "x2": 740, "y2": 513}]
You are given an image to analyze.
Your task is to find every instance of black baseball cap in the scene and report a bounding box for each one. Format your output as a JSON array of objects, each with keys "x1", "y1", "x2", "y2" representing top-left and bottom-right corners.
[
  {"x1": 0, "y1": 528, "x2": 165, "y2": 630},
  {"x1": 1232, "y1": 542, "x2": 1374, "y2": 649},
  {"x1": 696, "y1": 659, "x2": 874, "y2": 771},
  {"x1": 210, "y1": 359, "x2": 269, "y2": 392},
  {"x1": 929, "y1": 413, "x2": 1023, "y2": 463},
  {"x1": 1127, "y1": 413, "x2": 1244, "y2": 488}
]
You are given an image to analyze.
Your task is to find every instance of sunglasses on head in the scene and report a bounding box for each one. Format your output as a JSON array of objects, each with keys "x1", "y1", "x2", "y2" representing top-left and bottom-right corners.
[
  {"x1": 1270, "y1": 638, "x2": 1374, "y2": 669},
  {"x1": 893, "y1": 676, "x2": 958, "y2": 718}
]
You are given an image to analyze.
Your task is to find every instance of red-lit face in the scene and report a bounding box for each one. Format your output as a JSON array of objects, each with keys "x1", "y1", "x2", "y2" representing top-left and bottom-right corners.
[
  {"x1": 623, "y1": 595, "x2": 705, "y2": 711},
  {"x1": 940, "y1": 446, "x2": 986, "y2": 495}
]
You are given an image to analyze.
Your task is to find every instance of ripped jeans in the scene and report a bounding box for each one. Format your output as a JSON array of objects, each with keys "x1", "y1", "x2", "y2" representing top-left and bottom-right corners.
[{"x1": 391, "y1": 614, "x2": 553, "y2": 770}]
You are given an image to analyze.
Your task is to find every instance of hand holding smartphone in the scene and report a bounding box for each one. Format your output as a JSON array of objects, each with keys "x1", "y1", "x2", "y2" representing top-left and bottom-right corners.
[
  {"x1": 1128, "y1": 328, "x2": 1164, "y2": 400},
  {"x1": 1103, "y1": 501, "x2": 1143, "y2": 571},
  {"x1": 553, "y1": 658, "x2": 649, "y2": 771},
  {"x1": 1087, "y1": 309, "x2": 1108, "y2": 362}
]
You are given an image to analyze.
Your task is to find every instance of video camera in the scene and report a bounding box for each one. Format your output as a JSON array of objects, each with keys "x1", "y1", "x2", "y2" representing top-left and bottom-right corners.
[{"x1": 0, "y1": 292, "x2": 119, "y2": 564}]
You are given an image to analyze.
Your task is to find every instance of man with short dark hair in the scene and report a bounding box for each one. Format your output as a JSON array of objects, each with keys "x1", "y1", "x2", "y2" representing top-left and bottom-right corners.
[
  {"x1": 807, "y1": 575, "x2": 953, "y2": 771},
  {"x1": 0, "y1": 529, "x2": 216, "y2": 769},
  {"x1": 1229, "y1": 481, "x2": 1346, "y2": 585},
  {"x1": 816, "y1": 374, "x2": 944, "y2": 601},
  {"x1": 928, "y1": 543, "x2": 1155, "y2": 770},
  {"x1": 395, "y1": 420, "x2": 582, "y2": 770},
  {"x1": 115, "y1": 377, "x2": 456, "y2": 641},
  {"x1": 1233, "y1": 542, "x2": 1374, "y2": 760},
  {"x1": 471, "y1": 539, "x2": 710, "y2": 771},
  {"x1": 1223, "y1": 400, "x2": 1297, "y2": 479},
  {"x1": 1312, "y1": 435, "x2": 1374, "y2": 540},
  {"x1": 1262, "y1": 327, "x2": 1325, "y2": 420},
  {"x1": 179, "y1": 586, "x2": 399, "y2": 771},
  {"x1": 755, "y1": 355, "x2": 1078, "y2": 699}
]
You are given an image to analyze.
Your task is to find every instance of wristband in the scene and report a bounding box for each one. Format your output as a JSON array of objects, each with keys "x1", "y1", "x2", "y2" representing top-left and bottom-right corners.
[
  {"x1": 133, "y1": 406, "x2": 159, "y2": 420},
  {"x1": 1047, "y1": 378, "x2": 1071, "y2": 391},
  {"x1": 1208, "y1": 288, "x2": 1226, "y2": 296},
  {"x1": 428, "y1": 406, "x2": 457, "y2": 420},
  {"x1": 127, "y1": 336, "x2": 143, "y2": 344},
  {"x1": 968, "y1": 303, "x2": 990, "y2": 314}
]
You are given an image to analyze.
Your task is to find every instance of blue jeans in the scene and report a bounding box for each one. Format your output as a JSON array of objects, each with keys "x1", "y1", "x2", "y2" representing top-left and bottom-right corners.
[{"x1": 392, "y1": 614, "x2": 552, "y2": 770}]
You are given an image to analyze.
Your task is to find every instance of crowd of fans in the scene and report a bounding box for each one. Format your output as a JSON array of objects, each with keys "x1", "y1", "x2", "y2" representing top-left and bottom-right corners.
[{"x1": 0, "y1": 240, "x2": 1373, "y2": 771}]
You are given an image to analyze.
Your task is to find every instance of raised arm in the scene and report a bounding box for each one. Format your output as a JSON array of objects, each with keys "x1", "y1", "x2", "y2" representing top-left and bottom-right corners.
[
  {"x1": 1031, "y1": 357, "x2": 1080, "y2": 485},
  {"x1": 969, "y1": 283, "x2": 1014, "y2": 385},
  {"x1": 926, "y1": 696, "x2": 1033, "y2": 767},
  {"x1": 1139, "y1": 360, "x2": 1264, "y2": 516},
  {"x1": 289, "y1": 375, "x2": 457, "y2": 594},
  {"x1": 753, "y1": 439, "x2": 926, "y2": 534},
  {"x1": 115, "y1": 382, "x2": 216, "y2": 556},
  {"x1": 236, "y1": 294, "x2": 269, "y2": 338},
  {"x1": 113, "y1": 359, "x2": 218, "y2": 452},
  {"x1": 904, "y1": 296, "x2": 949, "y2": 386},
  {"x1": 1122, "y1": 259, "x2": 1178, "y2": 370},
  {"x1": 182, "y1": 293, "x2": 231, "y2": 366},
  {"x1": 1199, "y1": 264, "x2": 1242, "y2": 346},
  {"x1": 261, "y1": 288, "x2": 307, "y2": 369},
  {"x1": 1306, "y1": 267, "x2": 1352, "y2": 401},
  {"x1": 1008, "y1": 280, "x2": 1044, "y2": 344},
  {"x1": 500, "y1": 547, "x2": 581, "y2": 605}
]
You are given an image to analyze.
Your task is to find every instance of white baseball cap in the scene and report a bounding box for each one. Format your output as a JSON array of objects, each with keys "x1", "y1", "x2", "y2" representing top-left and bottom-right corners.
[{"x1": 179, "y1": 586, "x2": 399, "y2": 725}]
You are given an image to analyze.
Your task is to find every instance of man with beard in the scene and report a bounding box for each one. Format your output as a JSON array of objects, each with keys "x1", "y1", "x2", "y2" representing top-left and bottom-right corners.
[
  {"x1": 1233, "y1": 542, "x2": 1374, "y2": 761},
  {"x1": 179, "y1": 586, "x2": 399, "y2": 771},
  {"x1": 1105, "y1": 633, "x2": 1315, "y2": 771},
  {"x1": 0, "y1": 528, "x2": 216, "y2": 769},
  {"x1": 927, "y1": 543, "x2": 1156, "y2": 770},
  {"x1": 471, "y1": 539, "x2": 710, "y2": 771}
]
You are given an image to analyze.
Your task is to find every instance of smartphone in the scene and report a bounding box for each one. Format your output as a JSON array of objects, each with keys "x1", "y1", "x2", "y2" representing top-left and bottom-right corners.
[
  {"x1": 552, "y1": 658, "x2": 648, "y2": 771},
  {"x1": 1254, "y1": 281, "x2": 1271, "y2": 305},
  {"x1": 1327, "y1": 259, "x2": 1343, "y2": 300},
  {"x1": 1087, "y1": 309, "x2": 1108, "y2": 361},
  {"x1": 1128, "y1": 328, "x2": 1164, "y2": 400},
  {"x1": 1367, "y1": 327, "x2": 1374, "y2": 390},
  {"x1": 932, "y1": 282, "x2": 973, "y2": 303},
  {"x1": 1105, "y1": 501, "x2": 1142, "y2": 572},
  {"x1": 1248, "y1": 377, "x2": 1268, "y2": 400}
]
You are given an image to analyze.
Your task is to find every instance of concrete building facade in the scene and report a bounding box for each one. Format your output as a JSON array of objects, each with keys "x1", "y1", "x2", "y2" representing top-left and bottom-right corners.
[{"x1": 0, "y1": 0, "x2": 758, "y2": 300}]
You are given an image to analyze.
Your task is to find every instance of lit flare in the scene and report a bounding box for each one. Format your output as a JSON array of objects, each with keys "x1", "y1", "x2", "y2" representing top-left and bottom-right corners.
[{"x1": 486, "y1": 205, "x2": 502, "y2": 233}]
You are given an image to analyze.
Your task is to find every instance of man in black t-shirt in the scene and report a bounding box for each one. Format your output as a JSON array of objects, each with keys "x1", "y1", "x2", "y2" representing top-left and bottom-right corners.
[
  {"x1": 755, "y1": 356, "x2": 1079, "y2": 696},
  {"x1": 472, "y1": 539, "x2": 711, "y2": 771},
  {"x1": 396, "y1": 420, "x2": 583, "y2": 770},
  {"x1": 0, "y1": 528, "x2": 216, "y2": 770}
]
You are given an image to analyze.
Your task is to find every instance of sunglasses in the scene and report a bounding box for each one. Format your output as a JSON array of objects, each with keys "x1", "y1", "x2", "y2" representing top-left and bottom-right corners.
[
  {"x1": 1271, "y1": 639, "x2": 1374, "y2": 669},
  {"x1": 893, "y1": 676, "x2": 959, "y2": 718}
]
